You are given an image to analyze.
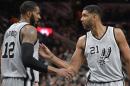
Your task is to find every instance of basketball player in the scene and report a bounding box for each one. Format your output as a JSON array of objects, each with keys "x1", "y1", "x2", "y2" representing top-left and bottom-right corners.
[
  {"x1": 39, "y1": 5, "x2": 130, "y2": 86},
  {"x1": 1, "y1": 1, "x2": 71, "y2": 86}
]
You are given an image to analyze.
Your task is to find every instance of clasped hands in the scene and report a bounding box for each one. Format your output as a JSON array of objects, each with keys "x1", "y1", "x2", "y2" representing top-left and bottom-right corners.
[{"x1": 56, "y1": 66, "x2": 76, "y2": 80}]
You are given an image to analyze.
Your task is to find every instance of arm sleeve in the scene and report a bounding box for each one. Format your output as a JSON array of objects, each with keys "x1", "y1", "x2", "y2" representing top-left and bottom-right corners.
[{"x1": 21, "y1": 43, "x2": 48, "y2": 73}]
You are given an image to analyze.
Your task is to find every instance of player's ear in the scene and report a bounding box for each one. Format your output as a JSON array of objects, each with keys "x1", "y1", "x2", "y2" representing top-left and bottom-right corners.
[
  {"x1": 27, "y1": 11, "x2": 32, "y2": 17},
  {"x1": 92, "y1": 14, "x2": 99, "y2": 21},
  {"x1": 92, "y1": 13, "x2": 96, "y2": 19}
]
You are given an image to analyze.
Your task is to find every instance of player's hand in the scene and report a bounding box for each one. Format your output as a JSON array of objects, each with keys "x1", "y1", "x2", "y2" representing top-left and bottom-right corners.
[
  {"x1": 56, "y1": 68, "x2": 73, "y2": 79},
  {"x1": 65, "y1": 66, "x2": 75, "y2": 80},
  {"x1": 39, "y1": 43, "x2": 54, "y2": 59}
]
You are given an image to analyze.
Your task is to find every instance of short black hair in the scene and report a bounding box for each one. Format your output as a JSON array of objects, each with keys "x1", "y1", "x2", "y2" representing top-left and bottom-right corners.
[
  {"x1": 20, "y1": 1, "x2": 38, "y2": 15},
  {"x1": 83, "y1": 5, "x2": 103, "y2": 18}
]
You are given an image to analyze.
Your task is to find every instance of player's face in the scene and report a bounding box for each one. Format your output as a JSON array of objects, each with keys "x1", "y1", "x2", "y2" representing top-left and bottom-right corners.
[
  {"x1": 80, "y1": 10, "x2": 93, "y2": 30},
  {"x1": 30, "y1": 6, "x2": 41, "y2": 26}
]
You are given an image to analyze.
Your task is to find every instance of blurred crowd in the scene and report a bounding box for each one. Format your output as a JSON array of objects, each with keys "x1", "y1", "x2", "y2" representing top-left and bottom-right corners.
[{"x1": 0, "y1": 2, "x2": 130, "y2": 86}]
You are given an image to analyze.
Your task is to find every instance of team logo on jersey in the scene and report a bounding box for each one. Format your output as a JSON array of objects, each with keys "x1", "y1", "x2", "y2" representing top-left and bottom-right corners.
[
  {"x1": 98, "y1": 47, "x2": 111, "y2": 66},
  {"x1": 5, "y1": 30, "x2": 17, "y2": 38}
]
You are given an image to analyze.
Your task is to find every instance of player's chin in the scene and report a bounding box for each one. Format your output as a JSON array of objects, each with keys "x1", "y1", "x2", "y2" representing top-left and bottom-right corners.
[
  {"x1": 82, "y1": 25, "x2": 87, "y2": 30},
  {"x1": 82, "y1": 24, "x2": 86, "y2": 28},
  {"x1": 84, "y1": 27, "x2": 91, "y2": 31}
]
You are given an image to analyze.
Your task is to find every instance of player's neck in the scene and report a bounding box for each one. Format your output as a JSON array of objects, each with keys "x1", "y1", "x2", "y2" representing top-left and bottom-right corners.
[
  {"x1": 19, "y1": 16, "x2": 30, "y2": 23},
  {"x1": 91, "y1": 22, "x2": 106, "y2": 38}
]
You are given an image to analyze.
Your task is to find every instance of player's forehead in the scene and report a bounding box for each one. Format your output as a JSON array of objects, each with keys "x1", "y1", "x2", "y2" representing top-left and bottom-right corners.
[
  {"x1": 34, "y1": 6, "x2": 40, "y2": 13},
  {"x1": 82, "y1": 10, "x2": 91, "y2": 16}
]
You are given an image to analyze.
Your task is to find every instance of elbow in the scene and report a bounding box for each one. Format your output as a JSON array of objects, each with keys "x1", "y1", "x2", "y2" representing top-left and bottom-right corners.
[
  {"x1": 21, "y1": 43, "x2": 34, "y2": 67},
  {"x1": 21, "y1": 52, "x2": 32, "y2": 67},
  {"x1": 123, "y1": 57, "x2": 130, "y2": 75},
  {"x1": 125, "y1": 58, "x2": 130, "y2": 65},
  {"x1": 22, "y1": 56, "x2": 30, "y2": 67}
]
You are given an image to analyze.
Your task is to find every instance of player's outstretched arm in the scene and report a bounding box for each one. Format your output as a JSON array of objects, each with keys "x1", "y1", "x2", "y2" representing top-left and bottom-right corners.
[
  {"x1": 68, "y1": 35, "x2": 86, "y2": 75},
  {"x1": 21, "y1": 25, "x2": 72, "y2": 78},
  {"x1": 114, "y1": 28, "x2": 130, "y2": 79},
  {"x1": 21, "y1": 25, "x2": 48, "y2": 73},
  {"x1": 39, "y1": 35, "x2": 87, "y2": 79}
]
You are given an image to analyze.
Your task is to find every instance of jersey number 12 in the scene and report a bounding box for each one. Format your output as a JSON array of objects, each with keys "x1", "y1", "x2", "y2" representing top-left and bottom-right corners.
[{"x1": 2, "y1": 42, "x2": 15, "y2": 58}]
